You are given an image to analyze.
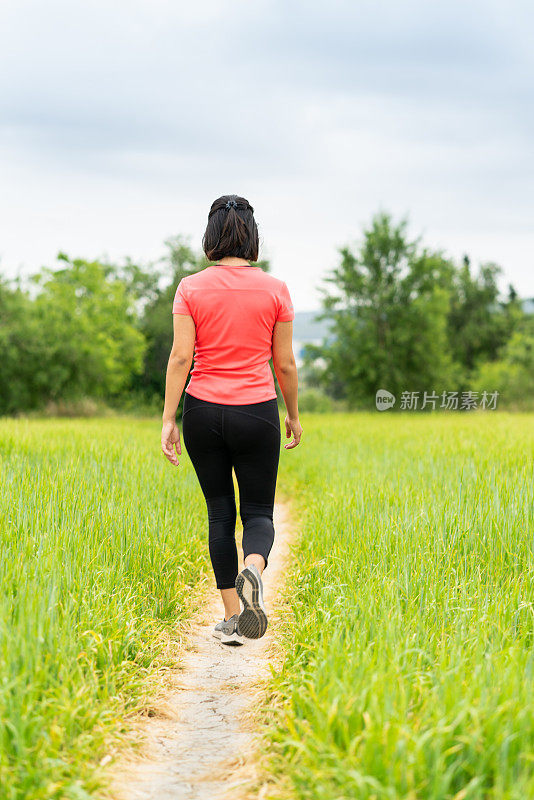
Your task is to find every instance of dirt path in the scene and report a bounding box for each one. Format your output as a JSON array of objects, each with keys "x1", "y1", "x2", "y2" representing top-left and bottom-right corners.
[{"x1": 107, "y1": 501, "x2": 293, "y2": 800}]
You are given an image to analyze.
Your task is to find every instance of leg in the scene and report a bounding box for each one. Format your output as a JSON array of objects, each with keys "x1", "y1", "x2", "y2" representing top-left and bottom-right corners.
[
  {"x1": 245, "y1": 552, "x2": 266, "y2": 574},
  {"x1": 219, "y1": 587, "x2": 240, "y2": 621},
  {"x1": 223, "y1": 399, "x2": 281, "y2": 574},
  {"x1": 205, "y1": 496, "x2": 241, "y2": 619},
  {"x1": 181, "y1": 394, "x2": 241, "y2": 619}
]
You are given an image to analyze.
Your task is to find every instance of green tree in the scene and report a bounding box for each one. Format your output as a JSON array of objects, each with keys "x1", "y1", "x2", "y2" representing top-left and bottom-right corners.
[
  {"x1": 0, "y1": 276, "x2": 48, "y2": 415},
  {"x1": 31, "y1": 254, "x2": 146, "y2": 402},
  {"x1": 109, "y1": 255, "x2": 163, "y2": 316},
  {"x1": 447, "y1": 256, "x2": 521, "y2": 376},
  {"x1": 304, "y1": 212, "x2": 458, "y2": 407},
  {"x1": 474, "y1": 315, "x2": 534, "y2": 409}
]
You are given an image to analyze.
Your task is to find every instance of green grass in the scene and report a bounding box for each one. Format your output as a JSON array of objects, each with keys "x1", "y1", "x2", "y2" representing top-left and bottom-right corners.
[
  {"x1": 266, "y1": 412, "x2": 534, "y2": 800},
  {"x1": 0, "y1": 416, "x2": 210, "y2": 799},
  {"x1": 3, "y1": 412, "x2": 533, "y2": 799}
]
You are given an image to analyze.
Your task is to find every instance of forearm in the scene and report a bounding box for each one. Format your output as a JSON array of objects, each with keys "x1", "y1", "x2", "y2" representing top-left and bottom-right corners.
[
  {"x1": 162, "y1": 355, "x2": 192, "y2": 422},
  {"x1": 273, "y1": 362, "x2": 299, "y2": 419}
]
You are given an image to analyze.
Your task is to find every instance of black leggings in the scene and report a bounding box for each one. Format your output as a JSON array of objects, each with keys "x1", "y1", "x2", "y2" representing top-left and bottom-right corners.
[{"x1": 181, "y1": 391, "x2": 281, "y2": 590}]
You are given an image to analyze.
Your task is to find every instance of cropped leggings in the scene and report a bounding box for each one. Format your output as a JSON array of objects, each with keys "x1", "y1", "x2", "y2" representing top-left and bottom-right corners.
[{"x1": 181, "y1": 391, "x2": 281, "y2": 590}]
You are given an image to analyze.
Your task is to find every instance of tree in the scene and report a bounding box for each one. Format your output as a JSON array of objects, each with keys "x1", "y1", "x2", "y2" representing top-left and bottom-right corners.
[
  {"x1": 31, "y1": 255, "x2": 146, "y2": 402},
  {"x1": 474, "y1": 315, "x2": 534, "y2": 410},
  {"x1": 304, "y1": 212, "x2": 458, "y2": 407},
  {"x1": 447, "y1": 256, "x2": 520, "y2": 376},
  {"x1": 0, "y1": 276, "x2": 48, "y2": 415}
]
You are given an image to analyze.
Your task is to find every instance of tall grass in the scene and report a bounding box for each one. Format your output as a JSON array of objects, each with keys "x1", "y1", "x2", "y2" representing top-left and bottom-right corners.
[
  {"x1": 267, "y1": 412, "x2": 534, "y2": 799},
  {"x1": 0, "y1": 416, "x2": 209, "y2": 799}
]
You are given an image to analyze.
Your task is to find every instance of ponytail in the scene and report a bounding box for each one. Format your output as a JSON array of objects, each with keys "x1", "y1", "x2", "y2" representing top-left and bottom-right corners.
[{"x1": 203, "y1": 195, "x2": 259, "y2": 262}]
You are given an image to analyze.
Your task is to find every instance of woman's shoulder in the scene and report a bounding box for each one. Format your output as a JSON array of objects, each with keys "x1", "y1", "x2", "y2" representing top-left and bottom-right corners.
[
  {"x1": 253, "y1": 270, "x2": 289, "y2": 291},
  {"x1": 178, "y1": 267, "x2": 213, "y2": 287}
]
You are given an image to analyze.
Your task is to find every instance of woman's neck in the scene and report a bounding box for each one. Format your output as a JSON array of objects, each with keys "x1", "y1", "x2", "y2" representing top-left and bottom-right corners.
[{"x1": 215, "y1": 256, "x2": 250, "y2": 266}]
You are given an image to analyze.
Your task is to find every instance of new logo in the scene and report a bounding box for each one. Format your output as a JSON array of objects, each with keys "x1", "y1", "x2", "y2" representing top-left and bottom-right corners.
[{"x1": 375, "y1": 389, "x2": 396, "y2": 411}]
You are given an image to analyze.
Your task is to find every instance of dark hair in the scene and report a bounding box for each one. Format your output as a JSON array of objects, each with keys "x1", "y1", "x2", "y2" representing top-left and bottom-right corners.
[{"x1": 202, "y1": 194, "x2": 259, "y2": 262}]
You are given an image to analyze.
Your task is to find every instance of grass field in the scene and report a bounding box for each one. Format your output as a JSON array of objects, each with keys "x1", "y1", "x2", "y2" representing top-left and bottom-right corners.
[
  {"x1": 1, "y1": 412, "x2": 533, "y2": 799},
  {"x1": 264, "y1": 412, "x2": 534, "y2": 799},
  {"x1": 0, "y1": 417, "x2": 210, "y2": 799}
]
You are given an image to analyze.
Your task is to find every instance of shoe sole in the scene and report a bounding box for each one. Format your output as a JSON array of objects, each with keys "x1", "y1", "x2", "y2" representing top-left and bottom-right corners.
[
  {"x1": 220, "y1": 630, "x2": 244, "y2": 646},
  {"x1": 235, "y1": 567, "x2": 268, "y2": 639}
]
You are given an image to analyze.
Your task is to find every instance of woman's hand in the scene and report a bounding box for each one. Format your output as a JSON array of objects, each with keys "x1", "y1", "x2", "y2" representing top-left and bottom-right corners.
[
  {"x1": 161, "y1": 420, "x2": 181, "y2": 466},
  {"x1": 284, "y1": 416, "x2": 303, "y2": 449}
]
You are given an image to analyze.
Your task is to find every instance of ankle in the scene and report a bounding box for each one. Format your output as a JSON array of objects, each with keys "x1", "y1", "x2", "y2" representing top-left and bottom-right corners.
[{"x1": 244, "y1": 555, "x2": 266, "y2": 574}]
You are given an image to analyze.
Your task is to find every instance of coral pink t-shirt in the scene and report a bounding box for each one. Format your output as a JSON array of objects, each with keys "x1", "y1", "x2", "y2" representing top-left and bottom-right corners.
[{"x1": 172, "y1": 264, "x2": 295, "y2": 405}]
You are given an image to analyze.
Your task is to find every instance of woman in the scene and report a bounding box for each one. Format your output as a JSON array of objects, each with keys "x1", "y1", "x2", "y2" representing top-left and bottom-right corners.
[{"x1": 161, "y1": 194, "x2": 302, "y2": 647}]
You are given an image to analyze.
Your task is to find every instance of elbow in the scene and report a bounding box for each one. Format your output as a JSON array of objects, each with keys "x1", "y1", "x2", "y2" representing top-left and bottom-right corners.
[
  {"x1": 273, "y1": 359, "x2": 296, "y2": 375},
  {"x1": 169, "y1": 352, "x2": 192, "y2": 369}
]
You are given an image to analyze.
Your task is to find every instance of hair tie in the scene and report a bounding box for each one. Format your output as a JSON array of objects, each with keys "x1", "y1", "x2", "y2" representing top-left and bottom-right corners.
[{"x1": 225, "y1": 199, "x2": 238, "y2": 210}]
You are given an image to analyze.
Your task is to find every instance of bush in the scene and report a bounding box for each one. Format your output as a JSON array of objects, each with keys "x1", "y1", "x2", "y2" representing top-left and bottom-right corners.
[
  {"x1": 474, "y1": 329, "x2": 534, "y2": 410},
  {"x1": 297, "y1": 388, "x2": 338, "y2": 413},
  {"x1": 27, "y1": 396, "x2": 114, "y2": 418}
]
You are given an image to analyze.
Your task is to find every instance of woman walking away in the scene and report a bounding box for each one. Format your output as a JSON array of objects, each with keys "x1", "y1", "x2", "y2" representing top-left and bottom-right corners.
[{"x1": 161, "y1": 194, "x2": 303, "y2": 647}]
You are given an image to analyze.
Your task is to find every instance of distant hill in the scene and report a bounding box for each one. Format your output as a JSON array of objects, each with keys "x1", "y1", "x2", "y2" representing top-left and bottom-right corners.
[
  {"x1": 293, "y1": 310, "x2": 334, "y2": 342},
  {"x1": 292, "y1": 310, "x2": 334, "y2": 366}
]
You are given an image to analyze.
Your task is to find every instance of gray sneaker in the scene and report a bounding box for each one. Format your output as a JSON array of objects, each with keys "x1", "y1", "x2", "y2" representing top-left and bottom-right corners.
[
  {"x1": 213, "y1": 614, "x2": 244, "y2": 646},
  {"x1": 235, "y1": 564, "x2": 268, "y2": 639}
]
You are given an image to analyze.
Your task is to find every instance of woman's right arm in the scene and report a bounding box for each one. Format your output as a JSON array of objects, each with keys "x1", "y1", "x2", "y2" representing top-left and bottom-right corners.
[{"x1": 272, "y1": 320, "x2": 303, "y2": 449}]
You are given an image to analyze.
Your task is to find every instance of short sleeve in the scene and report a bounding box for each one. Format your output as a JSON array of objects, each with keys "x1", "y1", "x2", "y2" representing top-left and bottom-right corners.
[
  {"x1": 276, "y1": 281, "x2": 295, "y2": 322},
  {"x1": 172, "y1": 279, "x2": 192, "y2": 316}
]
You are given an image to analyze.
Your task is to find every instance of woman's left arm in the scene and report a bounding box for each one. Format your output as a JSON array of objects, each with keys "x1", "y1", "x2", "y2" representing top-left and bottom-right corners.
[{"x1": 161, "y1": 314, "x2": 196, "y2": 466}]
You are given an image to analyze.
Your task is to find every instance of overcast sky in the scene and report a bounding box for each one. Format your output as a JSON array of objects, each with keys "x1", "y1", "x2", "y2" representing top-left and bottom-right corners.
[{"x1": 1, "y1": 0, "x2": 532, "y2": 311}]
